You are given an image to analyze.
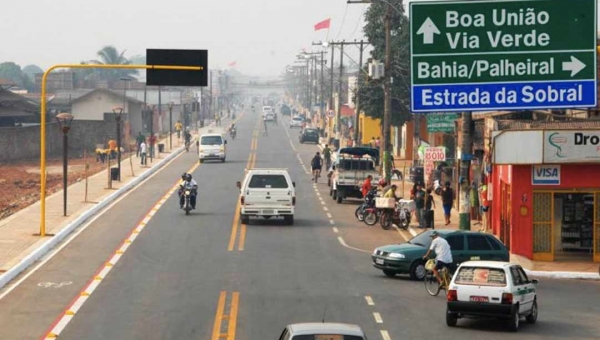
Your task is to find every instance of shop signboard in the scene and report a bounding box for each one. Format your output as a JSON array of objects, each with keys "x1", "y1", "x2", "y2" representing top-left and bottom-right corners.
[
  {"x1": 544, "y1": 130, "x2": 600, "y2": 163},
  {"x1": 424, "y1": 147, "x2": 446, "y2": 182},
  {"x1": 410, "y1": 0, "x2": 597, "y2": 112},
  {"x1": 427, "y1": 113, "x2": 458, "y2": 132},
  {"x1": 532, "y1": 165, "x2": 560, "y2": 185}
]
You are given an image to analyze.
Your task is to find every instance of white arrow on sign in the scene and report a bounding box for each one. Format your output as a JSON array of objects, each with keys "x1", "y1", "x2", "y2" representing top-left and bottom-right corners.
[
  {"x1": 562, "y1": 56, "x2": 586, "y2": 77},
  {"x1": 417, "y1": 17, "x2": 440, "y2": 45}
]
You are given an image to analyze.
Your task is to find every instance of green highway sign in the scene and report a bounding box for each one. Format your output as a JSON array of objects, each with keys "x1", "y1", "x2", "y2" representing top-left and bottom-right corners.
[
  {"x1": 427, "y1": 113, "x2": 458, "y2": 133},
  {"x1": 410, "y1": 0, "x2": 597, "y2": 112}
]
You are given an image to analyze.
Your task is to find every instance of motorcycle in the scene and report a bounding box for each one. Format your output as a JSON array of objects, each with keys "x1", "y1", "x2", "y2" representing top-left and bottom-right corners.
[
  {"x1": 180, "y1": 184, "x2": 197, "y2": 215},
  {"x1": 355, "y1": 188, "x2": 378, "y2": 224},
  {"x1": 230, "y1": 128, "x2": 237, "y2": 140},
  {"x1": 380, "y1": 199, "x2": 414, "y2": 230},
  {"x1": 185, "y1": 140, "x2": 190, "y2": 152}
]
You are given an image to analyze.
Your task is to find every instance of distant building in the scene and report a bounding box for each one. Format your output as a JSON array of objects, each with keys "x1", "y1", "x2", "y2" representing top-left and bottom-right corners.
[{"x1": 34, "y1": 71, "x2": 74, "y2": 92}]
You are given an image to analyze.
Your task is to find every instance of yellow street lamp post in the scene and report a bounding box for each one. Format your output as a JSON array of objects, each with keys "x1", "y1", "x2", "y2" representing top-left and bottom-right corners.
[{"x1": 38, "y1": 64, "x2": 203, "y2": 236}]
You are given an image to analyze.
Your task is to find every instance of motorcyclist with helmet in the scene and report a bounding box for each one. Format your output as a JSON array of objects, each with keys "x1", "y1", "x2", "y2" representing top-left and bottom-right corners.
[{"x1": 179, "y1": 173, "x2": 198, "y2": 210}]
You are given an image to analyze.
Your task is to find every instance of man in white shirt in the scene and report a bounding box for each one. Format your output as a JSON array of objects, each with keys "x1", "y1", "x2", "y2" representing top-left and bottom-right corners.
[
  {"x1": 139, "y1": 141, "x2": 147, "y2": 165},
  {"x1": 422, "y1": 231, "x2": 453, "y2": 285}
]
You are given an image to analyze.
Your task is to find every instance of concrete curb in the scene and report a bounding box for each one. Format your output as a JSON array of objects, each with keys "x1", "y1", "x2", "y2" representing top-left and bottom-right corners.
[
  {"x1": 0, "y1": 145, "x2": 186, "y2": 290},
  {"x1": 525, "y1": 270, "x2": 600, "y2": 281}
]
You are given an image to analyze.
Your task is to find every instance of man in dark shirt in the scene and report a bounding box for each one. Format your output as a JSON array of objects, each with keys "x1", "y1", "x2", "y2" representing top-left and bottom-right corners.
[
  {"x1": 441, "y1": 181, "x2": 455, "y2": 225},
  {"x1": 414, "y1": 184, "x2": 426, "y2": 228}
]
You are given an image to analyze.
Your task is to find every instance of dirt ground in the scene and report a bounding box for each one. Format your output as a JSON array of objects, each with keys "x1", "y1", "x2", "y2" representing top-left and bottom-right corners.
[{"x1": 0, "y1": 154, "x2": 112, "y2": 220}]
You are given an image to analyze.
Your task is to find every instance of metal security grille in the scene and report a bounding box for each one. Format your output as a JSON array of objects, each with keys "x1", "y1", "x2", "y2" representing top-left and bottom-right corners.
[
  {"x1": 533, "y1": 193, "x2": 553, "y2": 258},
  {"x1": 595, "y1": 194, "x2": 600, "y2": 262}
]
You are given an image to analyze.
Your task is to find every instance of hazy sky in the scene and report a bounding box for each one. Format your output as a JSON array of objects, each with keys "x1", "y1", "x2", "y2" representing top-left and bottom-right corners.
[{"x1": 0, "y1": 0, "x2": 375, "y2": 77}]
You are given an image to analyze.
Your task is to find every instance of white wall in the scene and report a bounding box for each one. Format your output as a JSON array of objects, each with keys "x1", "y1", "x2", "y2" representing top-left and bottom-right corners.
[
  {"x1": 492, "y1": 130, "x2": 544, "y2": 164},
  {"x1": 72, "y1": 92, "x2": 125, "y2": 120}
]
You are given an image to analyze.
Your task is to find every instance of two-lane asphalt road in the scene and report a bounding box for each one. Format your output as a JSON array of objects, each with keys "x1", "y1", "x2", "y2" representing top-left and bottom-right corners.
[{"x1": 1, "y1": 110, "x2": 599, "y2": 340}]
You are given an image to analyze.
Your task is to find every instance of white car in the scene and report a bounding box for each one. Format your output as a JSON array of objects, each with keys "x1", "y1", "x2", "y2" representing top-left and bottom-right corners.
[
  {"x1": 263, "y1": 112, "x2": 275, "y2": 121},
  {"x1": 289, "y1": 116, "x2": 303, "y2": 128},
  {"x1": 236, "y1": 168, "x2": 295, "y2": 225},
  {"x1": 446, "y1": 261, "x2": 538, "y2": 332},
  {"x1": 278, "y1": 323, "x2": 367, "y2": 340},
  {"x1": 198, "y1": 133, "x2": 226, "y2": 163}
]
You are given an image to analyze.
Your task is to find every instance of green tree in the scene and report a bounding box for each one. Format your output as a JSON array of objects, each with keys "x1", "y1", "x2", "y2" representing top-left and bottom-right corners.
[
  {"x1": 89, "y1": 46, "x2": 138, "y2": 82},
  {"x1": 356, "y1": 0, "x2": 411, "y2": 127},
  {"x1": 22, "y1": 64, "x2": 44, "y2": 81},
  {"x1": 0, "y1": 62, "x2": 34, "y2": 91}
]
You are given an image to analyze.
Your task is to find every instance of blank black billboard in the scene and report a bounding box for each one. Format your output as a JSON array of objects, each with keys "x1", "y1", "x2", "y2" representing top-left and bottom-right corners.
[{"x1": 146, "y1": 49, "x2": 208, "y2": 86}]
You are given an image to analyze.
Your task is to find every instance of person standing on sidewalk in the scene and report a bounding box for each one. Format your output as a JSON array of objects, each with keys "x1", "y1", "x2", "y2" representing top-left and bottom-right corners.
[
  {"x1": 323, "y1": 144, "x2": 332, "y2": 170},
  {"x1": 175, "y1": 120, "x2": 183, "y2": 139},
  {"x1": 414, "y1": 184, "x2": 426, "y2": 228},
  {"x1": 441, "y1": 181, "x2": 455, "y2": 225},
  {"x1": 135, "y1": 132, "x2": 145, "y2": 157},
  {"x1": 139, "y1": 140, "x2": 148, "y2": 165}
]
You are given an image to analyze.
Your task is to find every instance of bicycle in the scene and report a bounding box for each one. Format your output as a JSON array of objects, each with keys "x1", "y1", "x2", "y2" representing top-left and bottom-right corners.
[
  {"x1": 313, "y1": 169, "x2": 321, "y2": 183},
  {"x1": 424, "y1": 259, "x2": 452, "y2": 296}
]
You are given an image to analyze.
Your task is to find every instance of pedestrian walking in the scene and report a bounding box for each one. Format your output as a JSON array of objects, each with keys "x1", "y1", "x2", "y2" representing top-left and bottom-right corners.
[
  {"x1": 175, "y1": 120, "x2": 183, "y2": 139},
  {"x1": 135, "y1": 132, "x2": 145, "y2": 157},
  {"x1": 414, "y1": 183, "x2": 426, "y2": 228},
  {"x1": 139, "y1": 140, "x2": 148, "y2": 165},
  {"x1": 441, "y1": 181, "x2": 455, "y2": 225}
]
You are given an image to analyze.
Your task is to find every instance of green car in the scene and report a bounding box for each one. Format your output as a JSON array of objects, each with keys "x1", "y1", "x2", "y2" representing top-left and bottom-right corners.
[{"x1": 371, "y1": 230, "x2": 509, "y2": 280}]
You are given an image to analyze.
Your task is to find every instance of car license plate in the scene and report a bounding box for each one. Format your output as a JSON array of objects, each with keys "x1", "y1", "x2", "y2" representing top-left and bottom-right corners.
[
  {"x1": 375, "y1": 258, "x2": 385, "y2": 265},
  {"x1": 262, "y1": 209, "x2": 274, "y2": 214},
  {"x1": 470, "y1": 296, "x2": 489, "y2": 303},
  {"x1": 209, "y1": 153, "x2": 215, "y2": 156}
]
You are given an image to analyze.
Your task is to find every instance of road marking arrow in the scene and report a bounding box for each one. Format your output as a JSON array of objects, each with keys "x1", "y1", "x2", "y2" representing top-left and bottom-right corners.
[
  {"x1": 417, "y1": 17, "x2": 440, "y2": 44},
  {"x1": 562, "y1": 56, "x2": 586, "y2": 77}
]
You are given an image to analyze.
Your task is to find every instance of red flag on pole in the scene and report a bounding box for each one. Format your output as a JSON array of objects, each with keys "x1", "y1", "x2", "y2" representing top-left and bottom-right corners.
[
  {"x1": 314, "y1": 18, "x2": 331, "y2": 31},
  {"x1": 228, "y1": 61, "x2": 237, "y2": 67}
]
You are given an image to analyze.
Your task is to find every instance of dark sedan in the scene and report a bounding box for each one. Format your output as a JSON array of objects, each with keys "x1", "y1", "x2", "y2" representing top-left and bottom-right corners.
[{"x1": 299, "y1": 128, "x2": 319, "y2": 144}]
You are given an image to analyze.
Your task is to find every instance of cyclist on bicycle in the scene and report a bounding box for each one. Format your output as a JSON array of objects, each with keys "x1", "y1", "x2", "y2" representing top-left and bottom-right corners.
[
  {"x1": 422, "y1": 231, "x2": 453, "y2": 285},
  {"x1": 311, "y1": 152, "x2": 323, "y2": 182}
]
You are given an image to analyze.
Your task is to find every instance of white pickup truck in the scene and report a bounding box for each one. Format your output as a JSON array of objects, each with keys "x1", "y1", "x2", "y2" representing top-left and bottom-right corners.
[
  {"x1": 330, "y1": 147, "x2": 380, "y2": 204},
  {"x1": 237, "y1": 168, "x2": 296, "y2": 225}
]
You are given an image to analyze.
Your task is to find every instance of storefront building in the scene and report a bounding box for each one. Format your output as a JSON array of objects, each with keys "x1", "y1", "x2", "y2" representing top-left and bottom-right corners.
[{"x1": 491, "y1": 129, "x2": 600, "y2": 263}]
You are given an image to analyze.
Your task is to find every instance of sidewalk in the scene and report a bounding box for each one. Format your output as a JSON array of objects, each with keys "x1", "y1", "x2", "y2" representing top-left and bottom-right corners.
[
  {"x1": 314, "y1": 139, "x2": 599, "y2": 279},
  {"x1": 0, "y1": 119, "x2": 229, "y2": 289}
]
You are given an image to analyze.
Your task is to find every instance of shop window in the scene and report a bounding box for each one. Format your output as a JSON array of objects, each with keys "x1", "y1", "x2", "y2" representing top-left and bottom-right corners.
[{"x1": 467, "y1": 235, "x2": 492, "y2": 251}]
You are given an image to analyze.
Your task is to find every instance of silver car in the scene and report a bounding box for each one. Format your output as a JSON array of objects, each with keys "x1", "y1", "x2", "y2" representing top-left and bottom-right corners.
[{"x1": 278, "y1": 323, "x2": 368, "y2": 340}]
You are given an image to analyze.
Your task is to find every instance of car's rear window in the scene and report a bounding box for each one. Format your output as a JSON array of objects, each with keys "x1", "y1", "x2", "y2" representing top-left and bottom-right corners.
[
  {"x1": 304, "y1": 129, "x2": 318, "y2": 135},
  {"x1": 292, "y1": 335, "x2": 364, "y2": 340},
  {"x1": 455, "y1": 267, "x2": 507, "y2": 287},
  {"x1": 201, "y1": 136, "x2": 223, "y2": 145},
  {"x1": 248, "y1": 174, "x2": 289, "y2": 189},
  {"x1": 293, "y1": 117, "x2": 303, "y2": 121}
]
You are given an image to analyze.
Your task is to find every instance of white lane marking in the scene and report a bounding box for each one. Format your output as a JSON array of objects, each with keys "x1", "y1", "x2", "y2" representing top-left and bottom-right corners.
[
  {"x1": 37, "y1": 281, "x2": 73, "y2": 289},
  {"x1": 365, "y1": 295, "x2": 375, "y2": 306},
  {"x1": 329, "y1": 220, "x2": 335, "y2": 225},
  {"x1": 373, "y1": 312, "x2": 383, "y2": 324},
  {"x1": 381, "y1": 330, "x2": 391, "y2": 340},
  {"x1": 320, "y1": 200, "x2": 325, "y2": 205},
  {"x1": 289, "y1": 140, "x2": 296, "y2": 151},
  {"x1": 337, "y1": 237, "x2": 371, "y2": 254},
  {"x1": 392, "y1": 225, "x2": 410, "y2": 242},
  {"x1": 0, "y1": 151, "x2": 185, "y2": 301},
  {"x1": 408, "y1": 226, "x2": 418, "y2": 237},
  {"x1": 326, "y1": 213, "x2": 332, "y2": 219},
  {"x1": 323, "y1": 206, "x2": 329, "y2": 211},
  {"x1": 332, "y1": 227, "x2": 339, "y2": 233}
]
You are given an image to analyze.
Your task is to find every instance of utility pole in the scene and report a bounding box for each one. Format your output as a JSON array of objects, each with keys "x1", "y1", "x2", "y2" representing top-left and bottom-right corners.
[
  {"x1": 382, "y1": 3, "x2": 393, "y2": 181},
  {"x1": 354, "y1": 40, "x2": 366, "y2": 145},
  {"x1": 459, "y1": 112, "x2": 473, "y2": 230},
  {"x1": 336, "y1": 41, "x2": 344, "y2": 141},
  {"x1": 330, "y1": 44, "x2": 335, "y2": 112},
  {"x1": 320, "y1": 50, "x2": 325, "y2": 125}
]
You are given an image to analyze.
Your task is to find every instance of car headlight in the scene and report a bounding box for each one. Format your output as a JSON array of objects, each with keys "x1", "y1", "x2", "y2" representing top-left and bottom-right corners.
[
  {"x1": 373, "y1": 249, "x2": 379, "y2": 255},
  {"x1": 219, "y1": 146, "x2": 224, "y2": 151},
  {"x1": 388, "y1": 252, "x2": 405, "y2": 259}
]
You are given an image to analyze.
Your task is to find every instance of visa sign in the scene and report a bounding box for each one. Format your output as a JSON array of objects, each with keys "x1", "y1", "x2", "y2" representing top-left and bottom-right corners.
[{"x1": 532, "y1": 165, "x2": 561, "y2": 185}]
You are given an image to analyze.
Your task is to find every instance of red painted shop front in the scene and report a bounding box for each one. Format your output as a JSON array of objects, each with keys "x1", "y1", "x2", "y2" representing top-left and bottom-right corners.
[{"x1": 491, "y1": 164, "x2": 600, "y2": 262}]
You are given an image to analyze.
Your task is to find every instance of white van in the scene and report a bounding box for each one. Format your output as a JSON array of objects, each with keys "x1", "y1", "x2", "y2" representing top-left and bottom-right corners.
[
  {"x1": 198, "y1": 133, "x2": 226, "y2": 163},
  {"x1": 236, "y1": 169, "x2": 296, "y2": 225}
]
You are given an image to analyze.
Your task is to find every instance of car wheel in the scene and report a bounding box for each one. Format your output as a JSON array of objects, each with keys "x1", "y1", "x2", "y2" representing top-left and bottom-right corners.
[
  {"x1": 284, "y1": 215, "x2": 294, "y2": 225},
  {"x1": 221, "y1": 158, "x2": 226, "y2": 163},
  {"x1": 199, "y1": 159, "x2": 204, "y2": 163},
  {"x1": 383, "y1": 270, "x2": 396, "y2": 278},
  {"x1": 446, "y1": 311, "x2": 458, "y2": 327},
  {"x1": 409, "y1": 260, "x2": 426, "y2": 281},
  {"x1": 526, "y1": 300, "x2": 538, "y2": 324},
  {"x1": 507, "y1": 306, "x2": 520, "y2": 332},
  {"x1": 241, "y1": 214, "x2": 249, "y2": 224}
]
